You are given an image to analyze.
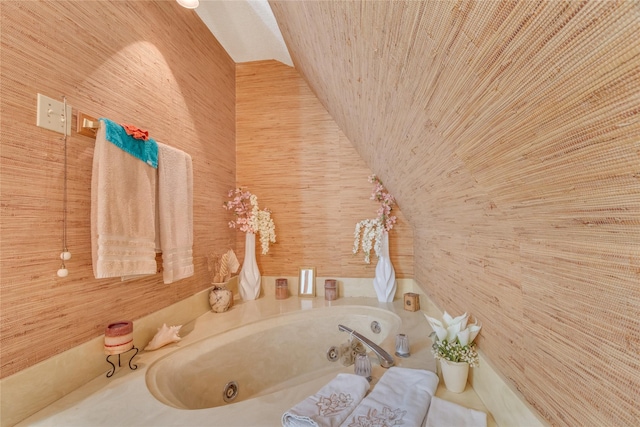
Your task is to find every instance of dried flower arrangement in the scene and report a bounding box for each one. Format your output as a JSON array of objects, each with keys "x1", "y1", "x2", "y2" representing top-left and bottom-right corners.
[{"x1": 352, "y1": 175, "x2": 397, "y2": 263}]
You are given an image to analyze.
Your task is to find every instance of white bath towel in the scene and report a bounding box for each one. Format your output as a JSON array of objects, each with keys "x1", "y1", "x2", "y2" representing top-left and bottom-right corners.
[
  {"x1": 340, "y1": 367, "x2": 439, "y2": 427},
  {"x1": 282, "y1": 374, "x2": 370, "y2": 427},
  {"x1": 157, "y1": 142, "x2": 193, "y2": 284},
  {"x1": 423, "y1": 396, "x2": 487, "y2": 427},
  {"x1": 91, "y1": 121, "x2": 158, "y2": 278}
]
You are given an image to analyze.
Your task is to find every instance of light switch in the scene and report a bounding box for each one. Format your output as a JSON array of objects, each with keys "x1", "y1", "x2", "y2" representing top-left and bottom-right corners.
[{"x1": 36, "y1": 93, "x2": 72, "y2": 134}]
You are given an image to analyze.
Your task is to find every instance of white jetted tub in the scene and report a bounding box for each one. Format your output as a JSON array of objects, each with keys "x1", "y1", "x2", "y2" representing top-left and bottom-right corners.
[
  {"x1": 17, "y1": 297, "x2": 450, "y2": 427},
  {"x1": 146, "y1": 305, "x2": 401, "y2": 409}
]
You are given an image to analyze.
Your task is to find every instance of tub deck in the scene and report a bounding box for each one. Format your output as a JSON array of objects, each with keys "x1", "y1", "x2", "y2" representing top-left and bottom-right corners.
[{"x1": 17, "y1": 297, "x2": 496, "y2": 426}]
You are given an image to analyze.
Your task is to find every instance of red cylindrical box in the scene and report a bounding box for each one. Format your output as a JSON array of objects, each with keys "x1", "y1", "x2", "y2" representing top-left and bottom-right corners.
[
  {"x1": 324, "y1": 279, "x2": 337, "y2": 301},
  {"x1": 104, "y1": 321, "x2": 133, "y2": 355},
  {"x1": 275, "y1": 278, "x2": 288, "y2": 299}
]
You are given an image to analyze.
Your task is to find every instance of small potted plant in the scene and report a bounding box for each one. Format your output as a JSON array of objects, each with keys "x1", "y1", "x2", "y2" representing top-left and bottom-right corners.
[{"x1": 425, "y1": 312, "x2": 482, "y2": 393}]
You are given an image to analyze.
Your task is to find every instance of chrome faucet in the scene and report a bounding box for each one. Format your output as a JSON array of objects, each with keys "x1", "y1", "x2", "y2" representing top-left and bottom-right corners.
[{"x1": 338, "y1": 324, "x2": 395, "y2": 368}]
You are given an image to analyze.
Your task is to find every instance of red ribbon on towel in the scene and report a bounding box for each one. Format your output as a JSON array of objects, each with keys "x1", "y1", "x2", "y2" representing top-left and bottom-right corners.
[{"x1": 121, "y1": 123, "x2": 150, "y2": 141}]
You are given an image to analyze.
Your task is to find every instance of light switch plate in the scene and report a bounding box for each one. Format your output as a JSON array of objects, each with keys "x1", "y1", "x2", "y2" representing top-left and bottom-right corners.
[{"x1": 36, "y1": 93, "x2": 72, "y2": 134}]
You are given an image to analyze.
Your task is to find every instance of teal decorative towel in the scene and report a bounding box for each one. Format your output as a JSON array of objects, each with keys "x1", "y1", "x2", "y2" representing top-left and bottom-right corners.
[{"x1": 99, "y1": 118, "x2": 158, "y2": 168}]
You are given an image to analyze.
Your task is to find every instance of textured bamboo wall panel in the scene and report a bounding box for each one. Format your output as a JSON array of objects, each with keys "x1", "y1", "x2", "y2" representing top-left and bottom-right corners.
[
  {"x1": 271, "y1": 1, "x2": 640, "y2": 426},
  {"x1": 0, "y1": 1, "x2": 236, "y2": 378},
  {"x1": 236, "y1": 60, "x2": 413, "y2": 279}
]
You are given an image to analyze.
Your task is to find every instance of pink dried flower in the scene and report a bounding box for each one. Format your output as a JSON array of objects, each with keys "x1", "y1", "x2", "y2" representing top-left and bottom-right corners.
[
  {"x1": 353, "y1": 175, "x2": 398, "y2": 263},
  {"x1": 367, "y1": 175, "x2": 397, "y2": 232},
  {"x1": 223, "y1": 188, "x2": 276, "y2": 254}
]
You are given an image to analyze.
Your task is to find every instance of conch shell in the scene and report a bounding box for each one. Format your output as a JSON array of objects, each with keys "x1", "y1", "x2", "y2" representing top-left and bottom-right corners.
[{"x1": 144, "y1": 324, "x2": 182, "y2": 351}]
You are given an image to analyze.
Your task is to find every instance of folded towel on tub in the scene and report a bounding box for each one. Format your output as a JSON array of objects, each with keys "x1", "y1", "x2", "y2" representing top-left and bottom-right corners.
[
  {"x1": 156, "y1": 142, "x2": 194, "y2": 284},
  {"x1": 340, "y1": 367, "x2": 439, "y2": 427},
  {"x1": 91, "y1": 119, "x2": 158, "y2": 278},
  {"x1": 423, "y1": 396, "x2": 487, "y2": 427},
  {"x1": 282, "y1": 373, "x2": 370, "y2": 427}
]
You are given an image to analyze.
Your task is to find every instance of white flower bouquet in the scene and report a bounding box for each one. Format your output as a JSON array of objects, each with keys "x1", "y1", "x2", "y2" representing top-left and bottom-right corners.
[{"x1": 425, "y1": 312, "x2": 482, "y2": 367}]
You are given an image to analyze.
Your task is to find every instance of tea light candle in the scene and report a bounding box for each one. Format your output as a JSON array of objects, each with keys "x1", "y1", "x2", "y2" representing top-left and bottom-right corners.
[
  {"x1": 275, "y1": 278, "x2": 289, "y2": 300},
  {"x1": 104, "y1": 321, "x2": 133, "y2": 355},
  {"x1": 324, "y1": 279, "x2": 337, "y2": 301}
]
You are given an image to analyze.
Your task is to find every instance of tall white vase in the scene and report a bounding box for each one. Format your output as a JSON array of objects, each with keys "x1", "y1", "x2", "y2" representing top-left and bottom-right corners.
[
  {"x1": 373, "y1": 231, "x2": 396, "y2": 302},
  {"x1": 239, "y1": 233, "x2": 261, "y2": 300}
]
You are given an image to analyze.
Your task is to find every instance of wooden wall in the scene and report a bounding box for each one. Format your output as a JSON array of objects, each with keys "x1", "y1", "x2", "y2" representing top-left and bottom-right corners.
[
  {"x1": 270, "y1": 1, "x2": 640, "y2": 426},
  {"x1": 0, "y1": 1, "x2": 236, "y2": 378},
  {"x1": 236, "y1": 60, "x2": 413, "y2": 279}
]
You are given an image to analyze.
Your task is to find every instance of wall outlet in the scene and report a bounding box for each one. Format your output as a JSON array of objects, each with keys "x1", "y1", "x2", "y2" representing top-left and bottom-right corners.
[{"x1": 36, "y1": 93, "x2": 72, "y2": 134}]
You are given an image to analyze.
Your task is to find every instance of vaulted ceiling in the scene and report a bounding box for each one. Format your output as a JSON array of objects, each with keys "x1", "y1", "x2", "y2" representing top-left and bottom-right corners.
[
  {"x1": 268, "y1": 1, "x2": 640, "y2": 426},
  {"x1": 270, "y1": 0, "x2": 640, "y2": 224}
]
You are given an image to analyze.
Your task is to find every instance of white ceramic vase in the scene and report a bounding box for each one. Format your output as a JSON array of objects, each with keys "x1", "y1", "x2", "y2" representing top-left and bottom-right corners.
[
  {"x1": 373, "y1": 231, "x2": 396, "y2": 302},
  {"x1": 239, "y1": 233, "x2": 261, "y2": 300},
  {"x1": 440, "y1": 359, "x2": 470, "y2": 393}
]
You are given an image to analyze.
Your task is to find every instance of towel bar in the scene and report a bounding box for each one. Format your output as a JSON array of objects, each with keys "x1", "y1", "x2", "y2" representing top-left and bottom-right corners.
[
  {"x1": 76, "y1": 112, "x2": 99, "y2": 137},
  {"x1": 83, "y1": 118, "x2": 100, "y2": 129}
]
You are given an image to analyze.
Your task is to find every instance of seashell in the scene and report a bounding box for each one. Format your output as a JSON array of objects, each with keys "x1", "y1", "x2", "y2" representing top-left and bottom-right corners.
[
  {"x1": 208, "y1": 250, "x2": 240, "y2": 283},
  {"x1": 226, "y1": 249, "x2": 240, "y2": 275},
  {"x1": 144, "y1": 324, "x2": 182, "y2": 351},
  {"x1": 218, "y1": 252, "x2": 230, "y2": 281}
]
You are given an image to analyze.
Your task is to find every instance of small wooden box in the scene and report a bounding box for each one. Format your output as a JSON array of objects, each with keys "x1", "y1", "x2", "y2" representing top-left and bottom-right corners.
[{"x1": 403, "y1": 293, "x2": 420, "y2": 312}]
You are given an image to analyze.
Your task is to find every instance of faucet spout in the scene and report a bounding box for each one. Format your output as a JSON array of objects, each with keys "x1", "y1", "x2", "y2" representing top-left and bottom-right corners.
[{"x1": 338, "y1": 324, "x2": 394, "y2": 368}]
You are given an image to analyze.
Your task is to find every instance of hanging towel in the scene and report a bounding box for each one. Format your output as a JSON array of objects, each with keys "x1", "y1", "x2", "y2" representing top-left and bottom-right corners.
[
  {"x1": 282, "y1": 373, "x2": 370, "y2": 427},
  {"x1": 157, "y1": 142, "x2": 194, "y2": 284},
  {"x1": 100, "y1": 118, "x2": 157, "y2": 167},
  {"x1": 423, "y1": 396, "x2": 487, "y2": 427},
  {"x1": 340, "y1": 367, "x2": 439, "y2": 427},
  {"x1": 91, "y1": 120, "x2": 158, "y2": 278}
]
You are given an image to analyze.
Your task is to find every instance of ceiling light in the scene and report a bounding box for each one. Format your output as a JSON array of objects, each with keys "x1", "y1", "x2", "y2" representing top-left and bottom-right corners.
[{"x1": 177, "y1": 0, "x2": 199, "y2": 9}]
